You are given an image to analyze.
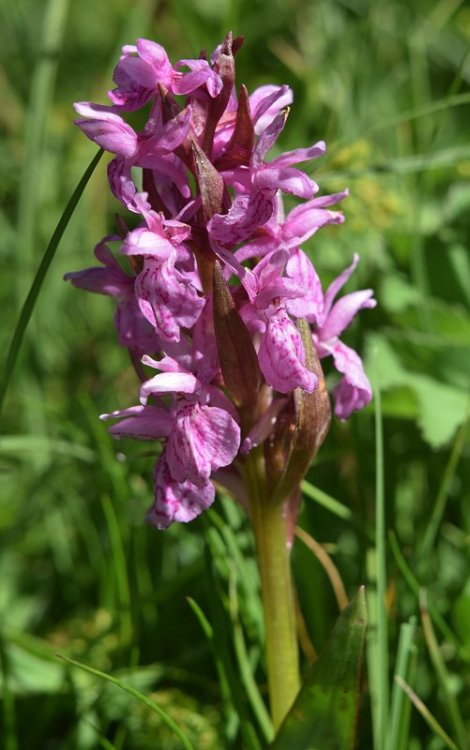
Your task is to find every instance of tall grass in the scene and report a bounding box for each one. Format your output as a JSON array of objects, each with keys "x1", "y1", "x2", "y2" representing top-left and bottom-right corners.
[{"x1": 1, "y1": 0, "x2": 469, "y2": 747}]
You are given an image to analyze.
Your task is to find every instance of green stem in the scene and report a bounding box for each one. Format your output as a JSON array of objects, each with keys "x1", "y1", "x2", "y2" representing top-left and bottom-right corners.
[{"x1": 245, "y1": 447, "x2": 300, "y2": 729}]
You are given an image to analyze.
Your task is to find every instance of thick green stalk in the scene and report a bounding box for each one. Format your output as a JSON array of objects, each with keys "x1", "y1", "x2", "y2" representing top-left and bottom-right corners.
[{"x1": 245, "y1": 447, "x2": 300, "y2": 729}]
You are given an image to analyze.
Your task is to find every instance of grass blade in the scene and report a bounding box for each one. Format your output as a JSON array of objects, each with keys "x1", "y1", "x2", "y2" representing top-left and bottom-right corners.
[
  {"x1": 0, "y1": 635, "x2": 18, "y2": 750},
  {"x1": 300, "y1": 480, "x2": 352, "y2": 520},
  {"x1": 368, "y1": 359, "x2": 389, "y2": 750},
  {"x1": 301, "y1": 480, "x2": 374, "y2": 541},
  {"x1": 186, "y1": 593, "x2": 234, "y2": 719},
  {"x1": 16, "y1": 0, "x2": 70, "y2": 301},
  {"x1": 58, "y1": 654, "x2": 196, "y2": 750},
  {"x1": 386, "y1": 617, "x2": 417, "y2": 750},
  {"x1": 203, "y1": 541, "x2": 262, "y2": 750},
  {"x1": 389, "y1": 531, "x2": 468, "y2": 660},
  {"x1": 395, "y1": 676, "x2": 459, "y2": 750},
  {"x1": 228, "y1": 567, "x2": 274, "y2": 743},
  {"x1": 295, "y1": 525, "x2": 348, "y2": 611},
  {"x1": 420, "y1": 411, "x2": 469, "y2": 555},
  {"x1": 0, "y1": 149, "x2": 103, "y2": 421},
  {"x1": 98, "y1": 738, "x2": 118, "y2": 750},
  {"x1": 100, "y1": 495, "x2": 133, "y2": 654},
  {"x1": 186, "y1": 596, "x2": 213, "y2": 640},
  {"x1": 420, "y1": 590, "x2": 468, "y2": 750}
]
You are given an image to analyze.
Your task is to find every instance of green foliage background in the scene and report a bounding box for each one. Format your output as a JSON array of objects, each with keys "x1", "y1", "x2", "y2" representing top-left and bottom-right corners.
[{"x1": 0, "y1": 0, "x2": 469, "y2": 747}]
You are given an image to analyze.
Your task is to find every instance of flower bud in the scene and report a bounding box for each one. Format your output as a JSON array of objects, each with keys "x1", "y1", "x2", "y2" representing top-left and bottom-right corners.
[
  {"x1": 202, "y1": 32, "x2": 238, "y2": 155},
  {"x1": 215, "y1": 84, "x2": 254, "y2": 170},
  {"x1": 191, "y1": 139, "x2": 225, "y2": 222},
  {"x1": 270, "y1": 318, "x2": 331, "y2": 504},
  {"x1": 212, "y1": 261, "x2": 264, "y2": 411}
]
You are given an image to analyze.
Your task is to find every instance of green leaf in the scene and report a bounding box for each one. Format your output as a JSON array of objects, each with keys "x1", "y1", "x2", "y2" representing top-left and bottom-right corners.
[
  {"x1": 393, "y1": 300, "x2": 470, "y2": 345},
  {"x1": 0, "y1": 639, "x2": 65, "y2": 695},
  {"x1": 269, "y1": 587, "x2": 367, "y2": 750},
  {"x1": 414, "y1": 376, "x2": 469, "y2": 447},
  {"x1": 380, "y1": 273, "x2": 420, "y2": 313},
  {"x1": 365, "y1": 334, "x2": 469, "y2": 447}
]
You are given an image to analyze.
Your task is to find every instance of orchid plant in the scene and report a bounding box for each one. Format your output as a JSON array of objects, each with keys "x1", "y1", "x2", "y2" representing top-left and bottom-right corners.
[{"x1": 66, "y1": 32, "x2": 375, "y2": 731}]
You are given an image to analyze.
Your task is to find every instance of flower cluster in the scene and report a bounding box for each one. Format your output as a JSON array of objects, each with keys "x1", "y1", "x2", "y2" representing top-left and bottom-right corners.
[{"x1": 66, "y1": 34, "x2": 375, "y2": 529}]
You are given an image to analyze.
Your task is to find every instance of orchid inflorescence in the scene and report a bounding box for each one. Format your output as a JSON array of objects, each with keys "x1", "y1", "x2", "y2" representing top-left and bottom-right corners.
[{"x1": 66, "y1": 33, "x2": 376, "y2": 530}]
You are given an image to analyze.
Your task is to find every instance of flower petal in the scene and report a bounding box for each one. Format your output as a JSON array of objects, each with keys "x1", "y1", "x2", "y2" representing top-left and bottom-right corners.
[
  {"x1": 258, "y1": 309, "x2": 317, "y2": 393},
  {"x1": 252, "y1": 110, "x2": 288, "y2": 166},
  {"x1": 148, "y1": 457, "x2": 215, "y2": 529},
  {"x1": 174, "y1": 59, "x2": 222, "y2": 96},
  {"x1": 138, "y1": 107, "x2": 192, "y2": 159},
  {"x1": 256, "y1": 278, "x2": 304, "y2": 310},
  {"x1": 250, "y1": 84, "x2": 293, "y2": 134},
  {"x1": 108, "y1": 39, "x2": 174, "y2": 109},
  {"x1": 284, "y1": 250, "x2": 325, "y2": 322},
  {"x1": 328, "y1": 340, "x2": 372, "y2": 419},
  {"x1": 323, "y1": 253, "x2": 359, "y2": 315},
  {"x1": 166, "y1": 402, "x2": 240, "y2": 486},
  {"x1": 136, "y1": 38, "x2": 173, "y2": 79},
  {"x1": 270, "y1": 140, "x2": 326, "y2": 168},
  {"x1": 257, "y1": 166, "x2": 318, "y2": 199},
  {"x1": 209, "y1": 241, "x2": 257, "y2": 300},
  {"x1": 320, "y1": 289, "x2": 376, "y2": 340},
  {"x1": 140, "y1": 371, "x2": 200, "y2": 402},
  {"x1": 241, "y1": 397, "x2": 287, "y2": 454},
  {"x1": 101, "y1": 404, "x2": 172, "y2": 438},
  {"x1": 135, "y1": 257, "x2": 204, "y2": 342},
  {"x1": 122, "y1": 227, "x2": 174, "y2": 259},
  {"x1": 74, "y1": 104, "x2": 138, "y2": 157},
  {"x1": 208, "y1": 183, "x2": 276, "y2": 247},
  {"x1": 282, "y1": 190, "x2": 348, "y2": 247},
  {"x1": 191, "y1": 298, "x2": 220, "y2": 384},
  {"x1": 114, "y1": 299, "x2": 162, "y2": 355},
  {"x1": 64, "y1": 238, "x2": 130, "y2": 297},
  {"x1": 107, "y1": 157, "x2": 151, "y2": 214},
  {"x1": 64, "y1": 266, "x2": 124, "y2": 297}
]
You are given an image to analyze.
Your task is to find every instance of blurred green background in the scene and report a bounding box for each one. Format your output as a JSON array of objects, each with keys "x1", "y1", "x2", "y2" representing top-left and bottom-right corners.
[{"x1": 0, "y1": 0, "x2": 469, "y2": 748}]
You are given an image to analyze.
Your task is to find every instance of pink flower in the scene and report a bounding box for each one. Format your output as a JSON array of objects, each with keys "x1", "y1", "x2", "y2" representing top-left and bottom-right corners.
[
  {"x1": 121, "y1": 211, "x2": 205, "y2": 342},
  {"x1": 68, "y1": 31, "x2": 376, "y2": 528},
  {"x1": 165, "y1": 399, "x2": 240, "y2": 486},
  {"x1": 208, "y1": 111, "x2": 326, "y2": 248},
  {"x1": 249, "y1": 84, "x2": 293, "y2": 134},
  {"x1": 174, "y1": 59, "x2": 223, "y2": 97},
  {"x1": 240, "y1": 249, "x2": 317, "y2": 393},
  {"x1": 258, "y1": 307, "x2": 317, "y2": 393},
  {"x1": 286, "y1": 251, "x2": 376, "y2": 418},
  {"x1": 109, "y1": 40, "x2": 175, "y2": 110},
  {"x1": 103, "y1": 353, "x2": 240, "y2": 490},
  {"x1": 139, "y1": 355, "x2": 240, "y2": 485},
  {"x1": 74, "y1": 100, "x2": 192, "y2": 163},
  {"x1": 64, "y1": 238, "x2": 160, "y2": 356},
  {"x1": 74, "y1": 102, "x2": 192, "y2": 213},
  {"x1": 235, "y1": 190, "x2": 348, "y2": 265},
  {"x1": 108, "y1": 39, "x2": 223, "y2": 111},
  {"x1": 148, "y1": 457, "x2": 215, "y2": 529}
]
